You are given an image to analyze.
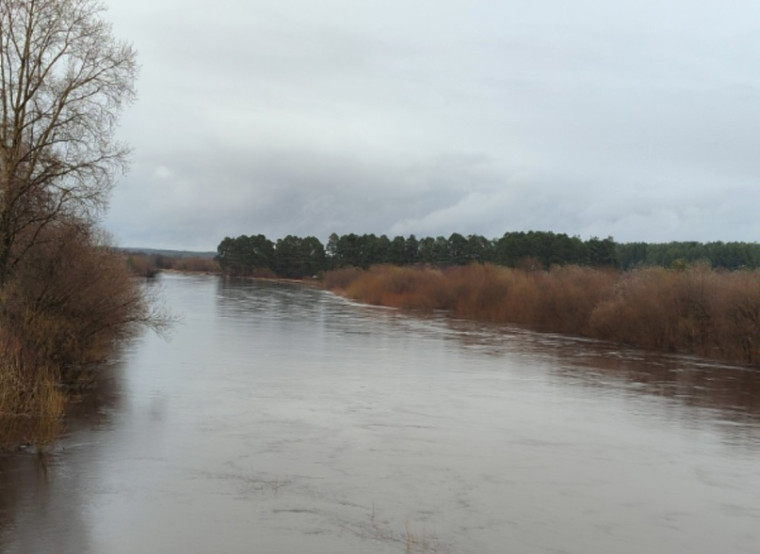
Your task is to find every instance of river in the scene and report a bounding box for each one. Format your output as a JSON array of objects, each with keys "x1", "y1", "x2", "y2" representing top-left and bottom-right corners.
[{"x1": 1, "y1": 273, "x2": 759, "y2": 553}]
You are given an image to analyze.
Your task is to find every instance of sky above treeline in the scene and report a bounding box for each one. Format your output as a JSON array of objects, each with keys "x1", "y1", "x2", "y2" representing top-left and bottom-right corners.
[{"x1": 103, "y1": 0, "x2": 760, "y2": 251}]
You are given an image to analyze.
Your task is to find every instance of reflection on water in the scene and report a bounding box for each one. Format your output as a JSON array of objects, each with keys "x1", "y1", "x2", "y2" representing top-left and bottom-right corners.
[
  {"x1": 445, "y1": 318, "x2": 760, "y2": 448},
  {"x1": 1, "y1": 273, "x2": 760, "y2": 554}
]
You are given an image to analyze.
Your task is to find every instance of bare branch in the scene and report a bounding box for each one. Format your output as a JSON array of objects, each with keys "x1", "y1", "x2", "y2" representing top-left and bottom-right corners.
[{"x1": 0, "y1": 0, "x2": 136, "y2": 283}]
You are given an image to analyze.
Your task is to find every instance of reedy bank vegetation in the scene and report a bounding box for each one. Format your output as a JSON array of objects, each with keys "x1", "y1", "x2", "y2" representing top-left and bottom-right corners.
[{"x1": 324, "y1": 263, "x2": 760, "y2": 367}]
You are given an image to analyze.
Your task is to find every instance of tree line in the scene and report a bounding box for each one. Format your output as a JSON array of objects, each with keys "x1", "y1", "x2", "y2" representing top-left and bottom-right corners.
[
  {"x1": 617, "y1": 241, "x2": 760, "y2": 270},
  {"x1": 216, "y1": 231, "x2": 618, "y2": 278},
  {"x1": 216, "y1": 231, "x2": 760, "y2": 278}
]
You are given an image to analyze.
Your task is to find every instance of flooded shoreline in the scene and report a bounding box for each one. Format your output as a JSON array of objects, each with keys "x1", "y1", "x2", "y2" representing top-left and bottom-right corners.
[{"x1": 2, "y1": 273, "x2": 759, "y2": 553}]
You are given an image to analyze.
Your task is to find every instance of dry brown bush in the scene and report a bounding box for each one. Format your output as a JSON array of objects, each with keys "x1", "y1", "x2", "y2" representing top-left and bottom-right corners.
[
  {"x1": 171, "y1": 256, "x2": 220, "y2": 273},
  {"x1": 701, "y1": 269, "x2": 760, "y2": 364},
  {"x1": 445, "y1": 264, "x2": 537, "y2": 323},
  {"x1": 329, "y1": 265, "x2": 449, "y2": 311},
  {"x1": 125, "y1": 253, "x2": 160, "y2": 277},
  {"x1": 124, "y1": 253, "x2": 221, "y2": 276},
  {"x1": 0, "y1": 222, "x2": 163, "y2": 447},
  {"x1": 589, "y1": 268, "x2": 680, "y2": 350},
  {"x1": 535, "y1": 265, "x2": 618, "y2": 333},
  {"x1": 324, "y1": 262, "x2": 760, "y2": 367},
  {"x1": 588, "y1": 265, "x2": 760, "y2": 364},
  {"x1": 327, "y1": 263, "x2": 617, "y2": 334},
  {"x1": 322, "y1": 266, "x2": 366, "y2": 291},
  {"x1": 10, "y1": 224, "x2": 156, "y2": 373}
]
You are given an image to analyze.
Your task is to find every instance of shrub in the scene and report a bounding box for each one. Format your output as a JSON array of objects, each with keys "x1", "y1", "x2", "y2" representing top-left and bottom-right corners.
[
  {"x1": 0, "y1": 222, "x2": 162, "y2": 447},
  {"x1": 125, "y1": 253, "x2": 160, "y2": 277},
  {"x1": 324, "y1": 262, "x2": 760, "y2": 367},
  {"x1": 172, "y1": 256, "x2": 221, "y2": 273}
]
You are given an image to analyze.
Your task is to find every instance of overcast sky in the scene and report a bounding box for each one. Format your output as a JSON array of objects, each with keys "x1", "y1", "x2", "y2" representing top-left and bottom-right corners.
[{"x1": 102, "y1": 0, "x2": 760, "y2": 251}]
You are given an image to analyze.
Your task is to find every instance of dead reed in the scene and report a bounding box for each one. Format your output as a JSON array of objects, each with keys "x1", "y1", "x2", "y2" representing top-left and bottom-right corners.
[{"x1": 0, "y1": 335, "x2": 65, "y2": 449}]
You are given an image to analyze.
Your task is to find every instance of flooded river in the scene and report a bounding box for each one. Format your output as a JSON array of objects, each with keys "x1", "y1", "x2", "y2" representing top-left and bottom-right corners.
[{"x1": 2, "y1": 273, "x2": 760, "y2": 553}]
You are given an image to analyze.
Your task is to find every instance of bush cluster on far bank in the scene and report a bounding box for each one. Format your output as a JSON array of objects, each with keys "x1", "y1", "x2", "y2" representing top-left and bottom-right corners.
[
  {"x1": 124, "y1": 251, "x2": 220, "y2": 277},
  {"x1": 324, "y1": 263, "x2": 760, "y2": 368}
]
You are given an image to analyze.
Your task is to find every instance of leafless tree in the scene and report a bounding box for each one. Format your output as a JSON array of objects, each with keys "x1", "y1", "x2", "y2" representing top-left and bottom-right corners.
[{"x1": 0, "y1": 0, "x2": 137, "y2": 283}]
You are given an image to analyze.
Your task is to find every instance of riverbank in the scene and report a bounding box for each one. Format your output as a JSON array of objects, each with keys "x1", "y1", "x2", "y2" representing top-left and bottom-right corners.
[{"x1": 323, "y1": 263, "x2": 760, "y2": 368}]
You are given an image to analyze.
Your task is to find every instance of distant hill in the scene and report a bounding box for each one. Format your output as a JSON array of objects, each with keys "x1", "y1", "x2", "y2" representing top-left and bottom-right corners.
[{"x1": 119, "y1": 247, "x2": 217, "y2": 260}]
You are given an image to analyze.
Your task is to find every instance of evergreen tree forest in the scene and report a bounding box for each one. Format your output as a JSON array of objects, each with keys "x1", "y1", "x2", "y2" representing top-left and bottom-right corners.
[{"x1": 216, "y1": 231, "x2": 760, "y2": 279}]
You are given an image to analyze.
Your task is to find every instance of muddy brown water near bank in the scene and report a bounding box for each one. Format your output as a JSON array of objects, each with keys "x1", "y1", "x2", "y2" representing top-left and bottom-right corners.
[{"x1": 1, "y1": 273, "x2": 759, "y2": 553}]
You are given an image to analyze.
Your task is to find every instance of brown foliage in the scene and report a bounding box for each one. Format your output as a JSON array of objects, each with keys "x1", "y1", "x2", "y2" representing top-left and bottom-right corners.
[
  {"x1": 347, "y1": 266, "x2": 448, "y2": 310},
  {"x1": 444, "y1": 264, "x2": 538, "y2": 323},
  {"x1": 171, "y1": 256, "x2": 220, "y2": 273},
  {"x1": 7, "y1": 224, "x2": 155, "y2": 374},
  {"x1": 322, "y1": 266, "x2": 366, "y2": 292},
  {"x1": 125, "y1": 253, "x2": 160, "y2": 277},
  {"x1": 125, "y1": 253, "x2": 221, "y2": 277},
  {"x1": 532, "y1": 265, "x2": 619, "y2": 333},
  {"x1": 589, "y1": 265, "x2": 760, "y2": 364},
  {"x1": 0, "y1": 222, "x2": 161, "y2": 447},
  {"x1": 324, "y1": 262, "x2": 760, "y2": 367},
  {"x1": 0, "y1": 333, "x2": 65, "y2": 449},
  {"x1": 325, "y1": 263, "x2": 617, "y2": 332}
]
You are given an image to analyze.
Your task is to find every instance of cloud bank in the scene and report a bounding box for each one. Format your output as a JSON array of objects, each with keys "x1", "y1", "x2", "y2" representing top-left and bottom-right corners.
[{"x1": 104, "y1": 0, "x2": 760, "y2": 250}]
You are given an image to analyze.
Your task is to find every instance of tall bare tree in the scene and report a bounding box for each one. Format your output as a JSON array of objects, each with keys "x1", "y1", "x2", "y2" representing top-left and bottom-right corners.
[{"x1": 0, "y1": 0, "x2": 136, "y2": 284}]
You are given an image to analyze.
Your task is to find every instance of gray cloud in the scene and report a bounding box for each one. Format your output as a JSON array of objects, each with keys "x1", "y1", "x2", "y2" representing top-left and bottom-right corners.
[{"x1": 104, "y1": 0, "x2": 760, "y2": 250}]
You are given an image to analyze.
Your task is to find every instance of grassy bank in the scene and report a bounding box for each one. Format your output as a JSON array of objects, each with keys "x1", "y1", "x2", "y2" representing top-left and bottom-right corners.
[{"x1": 324, "y1": 263, "x2": 760, "y2": 367}]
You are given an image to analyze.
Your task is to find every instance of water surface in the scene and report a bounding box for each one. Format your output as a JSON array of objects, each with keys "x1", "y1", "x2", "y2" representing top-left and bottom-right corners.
[{"x1": 1, "y1": 273, "x2": 759, "y2": 553}]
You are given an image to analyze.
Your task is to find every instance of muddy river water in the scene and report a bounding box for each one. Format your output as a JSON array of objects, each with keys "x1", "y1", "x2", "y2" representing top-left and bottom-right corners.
[{"x1": 1, "y1": 273, "x2": 760, "y2": 553}]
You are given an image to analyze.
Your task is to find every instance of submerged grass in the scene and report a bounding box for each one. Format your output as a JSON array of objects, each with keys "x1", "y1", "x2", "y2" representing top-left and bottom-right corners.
[{"x1": 324, "y1": 263, "x2": 760, "y2": 367}]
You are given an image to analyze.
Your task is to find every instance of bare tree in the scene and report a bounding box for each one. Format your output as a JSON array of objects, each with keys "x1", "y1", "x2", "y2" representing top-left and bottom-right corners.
[{"x1": 0, "y1": 0, "x2": 137, "y2": 283}]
